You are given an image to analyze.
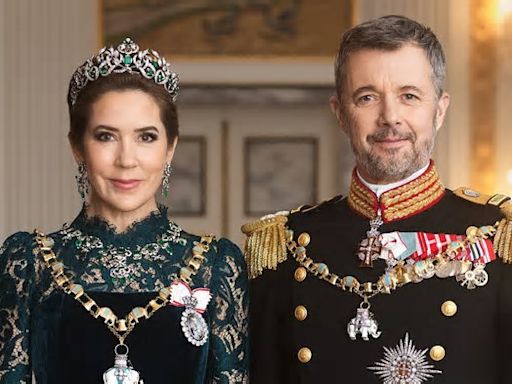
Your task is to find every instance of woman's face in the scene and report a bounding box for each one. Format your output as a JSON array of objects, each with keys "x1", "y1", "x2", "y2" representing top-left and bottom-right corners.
[{"x1": 75, "y1": 89, "x2": 176, "y2": 215}]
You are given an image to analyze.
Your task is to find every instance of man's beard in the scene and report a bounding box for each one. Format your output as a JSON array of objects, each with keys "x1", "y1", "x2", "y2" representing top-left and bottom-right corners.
[{"x1": 349, "y1": 124, "x2": 436, "y2": 183}]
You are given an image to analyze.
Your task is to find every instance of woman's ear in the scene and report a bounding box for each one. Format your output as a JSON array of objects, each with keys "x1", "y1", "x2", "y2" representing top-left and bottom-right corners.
[
  {"x1": 166, "y1": 136, "x2": 178, "y2": 164},
  {"x1": 68, "y1": 132, "x2": 84, "y2": 164}
]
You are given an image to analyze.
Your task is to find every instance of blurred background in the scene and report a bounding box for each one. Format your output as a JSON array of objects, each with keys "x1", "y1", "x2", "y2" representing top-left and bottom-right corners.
[{"x1": 0, "y1": 0, "x2": 511, "y2": 244}]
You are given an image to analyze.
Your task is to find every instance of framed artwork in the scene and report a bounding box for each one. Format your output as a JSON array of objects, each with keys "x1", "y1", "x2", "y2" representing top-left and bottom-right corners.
[
  {"x1": 244, "y1": 137, "x2": 318, "y2": 216},
  {"x1": 101, "y1": 0, "x2": 355, "y2": 84},
  {"x1": 159, "y1": 136, "x2": 206, "y2": 216}
]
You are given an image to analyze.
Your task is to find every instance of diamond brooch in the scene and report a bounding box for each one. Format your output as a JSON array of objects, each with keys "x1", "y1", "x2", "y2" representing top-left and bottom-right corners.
[{"x1": 368, "y1": 333, "x2": 442, "y2": 383}]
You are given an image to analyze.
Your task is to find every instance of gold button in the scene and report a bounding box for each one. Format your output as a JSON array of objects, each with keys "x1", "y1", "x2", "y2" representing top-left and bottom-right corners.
[
  {"x1": 441, "y1": 300, "x2": 457, "y2": 317},
  {"x1": 294, "y1": 267, "x2": 307, "y2": 282},
  {"x1": 429, "y1": 345, "x2": 446, "y2": 361},
  {"x1": 298, "y1": 232, "x2": 311, "y2": 247},
  {"x1": 294, "y1": 305, "x2": 308, "y2": 321},
  {"x1": 297, "y1": 347, "x2": 312, "y2": 363}
]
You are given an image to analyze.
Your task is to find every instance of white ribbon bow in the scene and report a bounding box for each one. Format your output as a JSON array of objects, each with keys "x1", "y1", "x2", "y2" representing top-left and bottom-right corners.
[{"x1": 169, "y1": 281, "x2": 211, "y2": 314}]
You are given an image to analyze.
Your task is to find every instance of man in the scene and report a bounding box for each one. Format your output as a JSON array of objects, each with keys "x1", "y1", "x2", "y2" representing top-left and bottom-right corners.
[{"x1": 243, "y1": 15, "x2": 512, "y2": 383}]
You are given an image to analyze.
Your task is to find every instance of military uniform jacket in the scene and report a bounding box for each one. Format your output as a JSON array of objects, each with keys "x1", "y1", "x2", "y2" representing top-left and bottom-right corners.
[{"x1": 246, "y1": 164, "x2": 512, "y2": 384}]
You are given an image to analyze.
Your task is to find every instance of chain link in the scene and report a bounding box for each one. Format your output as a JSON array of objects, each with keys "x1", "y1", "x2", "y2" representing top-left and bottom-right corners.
[
  {"x1": 287, "y1": 223, "x2": 497, "y2": 302},
  {"x1": 34, "y1": 230, "x2": 214, "y2": 345}
]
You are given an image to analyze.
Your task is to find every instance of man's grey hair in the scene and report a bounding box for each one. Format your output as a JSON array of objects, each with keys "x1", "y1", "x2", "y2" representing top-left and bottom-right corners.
[{"x1": 334, "y1": 15, "x2": 446, "y2": 99}]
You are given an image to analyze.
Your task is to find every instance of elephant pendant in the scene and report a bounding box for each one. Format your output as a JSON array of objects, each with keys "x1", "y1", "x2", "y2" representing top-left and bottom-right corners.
[
  {"x1": 103, "y1": 344, "x2": 143, "y2": 384},
  {"x1": 347, "y1": 306, "x2": 382, "y2": 341}
]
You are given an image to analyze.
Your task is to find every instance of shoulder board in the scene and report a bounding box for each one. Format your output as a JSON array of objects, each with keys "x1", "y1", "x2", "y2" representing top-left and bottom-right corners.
[
  {"x1": 453, "y1": 187, "x2": 511, "y2": 207},
  {"x1": 454, "y1": 187, "x2": 512, "y2": 264},
  {"x1": 241, "y1": 211, "x2": 291, "y2": 279},
  {"x1": 300, "y1": 194, "x2": 344, "y2": 214}
]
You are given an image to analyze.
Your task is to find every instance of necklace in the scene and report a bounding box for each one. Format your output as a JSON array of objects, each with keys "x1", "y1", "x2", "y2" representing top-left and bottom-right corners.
[
  {"x1": 288, "y1": 224, "x2": 497, "y2": 341},
  {"x1": 35, "y1": 230, "x2": 213, "y2": 383},
  {"x1": 60, "y1": 221, "x2": 187, "y2": 289}
]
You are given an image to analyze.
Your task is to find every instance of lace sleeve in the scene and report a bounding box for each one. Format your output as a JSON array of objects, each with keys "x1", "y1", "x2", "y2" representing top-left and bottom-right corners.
[
  {"x1": 208, "y1": 238, "x2": 249, "y2": 383},
  {"x1": 0, "y1": 232, "x2": 35, "y2": 383}
]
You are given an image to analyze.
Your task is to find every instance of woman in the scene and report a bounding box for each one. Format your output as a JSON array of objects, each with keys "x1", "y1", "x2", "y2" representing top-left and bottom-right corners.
[{"x1": 0, "y1": 38, "x2": 249, "y2": 383}]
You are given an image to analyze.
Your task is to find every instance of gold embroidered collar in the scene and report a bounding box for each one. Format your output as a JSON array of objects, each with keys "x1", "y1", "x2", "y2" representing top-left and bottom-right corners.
[{"x1": 347, "y1": 162, "x2": 445, "y2": 222}]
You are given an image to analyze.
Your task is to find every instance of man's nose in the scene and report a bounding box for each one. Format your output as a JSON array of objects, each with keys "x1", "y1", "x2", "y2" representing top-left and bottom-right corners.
[{"x1": 378, "y1": 96, "x2": 402, "y2": 127}]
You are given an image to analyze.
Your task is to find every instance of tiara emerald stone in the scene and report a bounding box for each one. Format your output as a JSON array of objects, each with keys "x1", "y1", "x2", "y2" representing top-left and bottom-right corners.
[{"x1": 68, "y1": 38, "x2": 179, "y2": 105}]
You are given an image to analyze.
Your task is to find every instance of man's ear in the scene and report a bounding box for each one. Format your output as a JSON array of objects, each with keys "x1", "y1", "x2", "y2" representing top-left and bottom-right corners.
[
  {"x1": 329, "y1": 95, "x2": 348, "y2": 134},
  {"x1": 434, "y1": 92, "x2": 450, "y2": 131}
]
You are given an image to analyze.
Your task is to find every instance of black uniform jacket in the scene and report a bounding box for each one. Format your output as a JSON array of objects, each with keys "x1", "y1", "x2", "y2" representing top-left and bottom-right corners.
[{"x1": 249, "y1": 190, "x2": 512, "y2": 383}]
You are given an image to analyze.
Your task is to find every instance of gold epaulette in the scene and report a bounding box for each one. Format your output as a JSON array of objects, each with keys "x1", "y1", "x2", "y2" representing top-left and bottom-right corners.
[
  {"x1": 494, "y1": 200, "x2": 512, "y2": 264},
  {"x1": 241, "y1": 211, "x2": 291, "y2": 279},
  {"x1": 454, "y1": 187, "x2": 512, "y2": 263}
]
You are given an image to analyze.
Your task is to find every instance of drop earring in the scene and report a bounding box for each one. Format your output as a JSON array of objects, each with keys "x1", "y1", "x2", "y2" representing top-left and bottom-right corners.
[
  {"x1": 76, "y1": 161, "x2": 89, "y2": 201},
  {"x1": 162, "y1": 162, "x2": 173, "y2": 198}
]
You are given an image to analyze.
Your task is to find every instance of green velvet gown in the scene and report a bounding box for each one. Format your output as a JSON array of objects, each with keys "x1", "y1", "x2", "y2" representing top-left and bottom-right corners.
[{"x1": 0, "y1": 206, "x2": 249, "y2": 383}]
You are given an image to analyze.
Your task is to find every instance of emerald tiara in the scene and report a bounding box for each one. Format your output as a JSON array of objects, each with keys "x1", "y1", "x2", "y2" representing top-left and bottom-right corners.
[{"x1": 68, "y1": 38, "x2": 179, "y2": 106}]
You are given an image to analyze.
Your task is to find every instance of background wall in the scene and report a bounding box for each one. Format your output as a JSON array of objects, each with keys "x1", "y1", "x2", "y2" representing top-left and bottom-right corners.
[
  {"x1": 0, "y1": 0, "x2": 97, "y2": 240},
  {"x1": 0, "y1": 0, "x2": 511, "y2": 242},
  {"x1": 357, "y1": 0, "x2": 471, "y2": 189},
  {"x1": 496, "y1": 2, "x2": 512, "y2": 194}
]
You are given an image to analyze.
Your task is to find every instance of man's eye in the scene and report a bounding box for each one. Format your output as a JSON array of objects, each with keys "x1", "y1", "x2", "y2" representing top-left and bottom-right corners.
[
  {"x1": 95, "y1": 132, "x2": 114, "y2": 141},
  {"x1": 140, "y1": 133, "x2": 158, "y2": 142},
  {"x1": 403, "y1": 93, "x2": 419, "y2": 101},
  {"x1": 357, "y1": 94, "x2": 374, "y2": 104}
]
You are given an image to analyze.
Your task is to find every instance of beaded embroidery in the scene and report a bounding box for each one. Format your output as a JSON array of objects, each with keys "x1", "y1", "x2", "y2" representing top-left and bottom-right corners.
[{"x1": 59, "y1": 221, "x2": 187, "y2": 288}]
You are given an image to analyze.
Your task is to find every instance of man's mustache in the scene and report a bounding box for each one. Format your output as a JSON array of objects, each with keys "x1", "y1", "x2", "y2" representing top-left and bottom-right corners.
[{"x1": 367, "y1": 127, "x2": 415, "y2": 143}]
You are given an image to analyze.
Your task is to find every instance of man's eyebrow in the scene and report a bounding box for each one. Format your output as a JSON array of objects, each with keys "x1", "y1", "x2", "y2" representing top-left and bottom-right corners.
[
  {"x1": 352, "y1": 85, "x2": 378, "y2": 98},
  {"x1": 400, "y1": 85, "x2": 425, "y2": 94}
]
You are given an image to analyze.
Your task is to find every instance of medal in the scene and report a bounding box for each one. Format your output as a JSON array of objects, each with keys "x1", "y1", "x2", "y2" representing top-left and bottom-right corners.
[
  {"x1": 369, "y1": 333, "x2": 442, "y2": 383},
  {"x1": 169, "y1": 281, "x2": 211, "y2": 346},
  {"x1": 347, "y1": 300, "x2": 381, "y2": 341},
  {"x1": 456, "y1": 262, "x2": 489, "y2": 289},
  {"x1": 181, "y1": 307, "x2": 209, "y2": 346},
  {"x1": 289, "y1": 223, "x2": 498, "y2": 343},
  {"x1": 35, "y1": 231, "x2": 214, "y2": 382},
  {"x1": 357, "y1": 215, "x2": 383, "y2": 268},
  {"x1": 103, "y1": 344, "x2": 142, "y2": 384}
]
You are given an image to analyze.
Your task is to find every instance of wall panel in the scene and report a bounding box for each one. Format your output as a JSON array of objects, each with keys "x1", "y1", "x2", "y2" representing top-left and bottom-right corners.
[
  {"x1": 496, "y1": 12, "x2": 512, "y2": 195},
  {"x1": 1, "y1": 0, "x2": 97, "y2": 241},
  {"x1": 0, "y1": 0, "x2": 7, "y2": 239},
  {"x1": 356, "y1": 0, "x2": 470, "y2": 189}
]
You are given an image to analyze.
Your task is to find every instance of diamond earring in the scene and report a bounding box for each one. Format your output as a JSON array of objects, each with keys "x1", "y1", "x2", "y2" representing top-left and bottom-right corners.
[
  {"x1": 162, "y1": 162, "x2": 173, "y2": 198},
  {"x1": 75, "y1": 161, "x2": 89, "y2": 201}
]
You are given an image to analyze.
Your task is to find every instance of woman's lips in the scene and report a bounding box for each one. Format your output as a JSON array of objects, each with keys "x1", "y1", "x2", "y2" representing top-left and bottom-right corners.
[{"x1": 110, "y1": 179, "x2": 141, "y2": 190}]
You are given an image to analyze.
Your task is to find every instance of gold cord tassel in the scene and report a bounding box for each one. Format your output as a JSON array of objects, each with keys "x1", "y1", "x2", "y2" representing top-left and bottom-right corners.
[
  {"x1": 241, "y1": 213, "x2": 290, "y2": 279},
  {"x1": 495, "y1": 201, "x2": 512, "y2": 263}
]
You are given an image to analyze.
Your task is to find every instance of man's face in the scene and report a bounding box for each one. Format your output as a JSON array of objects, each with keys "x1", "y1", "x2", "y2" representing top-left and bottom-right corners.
[{"x1": 330, "y1": 43, "x2": 450, "y2": 184}]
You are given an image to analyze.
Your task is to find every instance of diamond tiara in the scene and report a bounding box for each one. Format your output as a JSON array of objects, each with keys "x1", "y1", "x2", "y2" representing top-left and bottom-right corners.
[{"x1": 68, "y1": 38, "x2": 179, "y2": 106}]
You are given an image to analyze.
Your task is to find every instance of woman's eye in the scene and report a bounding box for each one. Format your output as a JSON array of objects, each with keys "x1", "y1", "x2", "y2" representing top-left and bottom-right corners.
[
  {"x1": 140, "y1": 132, "x2": 158, "y2": 142},
  {"x1": 95, "y1": 132, "x2": 114, "y2": 142}
]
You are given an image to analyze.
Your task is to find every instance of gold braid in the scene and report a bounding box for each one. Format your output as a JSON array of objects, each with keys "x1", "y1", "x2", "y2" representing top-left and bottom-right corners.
[{"x1": 241, "y1": 212, "x2": 290, "y2": 279}]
